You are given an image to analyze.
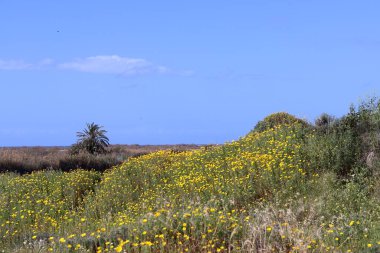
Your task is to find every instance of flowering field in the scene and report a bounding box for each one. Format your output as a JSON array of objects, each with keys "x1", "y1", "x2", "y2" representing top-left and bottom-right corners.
[{"x1": 1, "y1": 122, "x2": 379, "y2": 252}]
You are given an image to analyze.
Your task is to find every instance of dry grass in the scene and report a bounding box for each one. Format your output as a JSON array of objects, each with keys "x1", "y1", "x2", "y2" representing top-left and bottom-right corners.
[
  {"x1": 0, "y1": 144, "x2": 204, "y2": 173},
  {"x1": 242, "y1": 203, "x2": 323, "y2": 252}
]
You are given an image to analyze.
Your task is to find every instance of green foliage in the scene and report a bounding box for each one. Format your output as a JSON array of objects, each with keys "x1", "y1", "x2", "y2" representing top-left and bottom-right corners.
[
  {"x1": 1, "y1": 97, "x2": 380, "y2": 252},
  {"x1": 315, "y1": 113, "x2": 336, "y2": 133},
  {"x1": 252, "y1": 112, "x2": 310, "y2": 133},
  {"x1": 305, "y1": 96, "x2": 380, "y2": 179},
  {"x1": 71, "y1": 122, "x2": 110, "y2": 156},
  {"x1": 0, "y1": 159, "x2": 52, "y2": 174},
  {"x1": 304, "y1": 128, "x2": 361, "y2": 178},
  {"x1": 58, "y1": 154, "x2": 121, "y2": 172}
]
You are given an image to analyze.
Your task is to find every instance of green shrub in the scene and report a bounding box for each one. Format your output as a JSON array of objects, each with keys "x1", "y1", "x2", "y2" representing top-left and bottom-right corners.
[
  {"x1": 252, "y1": 112, "x2": 310, "y2": 133},
  {"x1": 304, "y1": 128, "x2": 361, "y2": 178},
  {"x1": 0, "y1": 159, "x2": 53, "y2": 174},
  {"x1": 58, "y1": 154, "x2": 121, "y2": 172},
  {"x1": 305, "y1": 96, "x2": 380, "y2": 179},
  {"x1": 315, "y1": 113, "x2": 336, "y2": 134}
]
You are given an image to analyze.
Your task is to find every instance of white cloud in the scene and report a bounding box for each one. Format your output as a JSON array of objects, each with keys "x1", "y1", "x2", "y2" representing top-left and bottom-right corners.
[
  {"x1": 0, "y1": 59, "x2": 33, "y2": 70},
  {"x1": 59, "y1": 55, "x2": 168, "y2": 75},
  {"x1": 0, "y1": 55, "x2": 192, "y2": 76},
  {"x1": 0, "y1": 58, "x2": 54, "y2": 70},
  {"x1": 38, "y1": 58, "x2": 54, "y2": 66}
]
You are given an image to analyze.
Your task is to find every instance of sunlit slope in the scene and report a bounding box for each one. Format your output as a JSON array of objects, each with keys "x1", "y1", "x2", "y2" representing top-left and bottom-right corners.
[
  {"x1": 88, "y1": 124, "x2": 309, "y2": 220},
  {"x1": 7, "y1": 123, "x2": 369, "y2": 252},
  {"x1": 2, "y1": 108, "x2": 380, "y2": 252}
]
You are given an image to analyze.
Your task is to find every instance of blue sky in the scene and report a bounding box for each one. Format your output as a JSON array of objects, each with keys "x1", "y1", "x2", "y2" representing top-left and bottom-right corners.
[{"x1": 1, "y1": 1, "x2": 379, "y2": 146}]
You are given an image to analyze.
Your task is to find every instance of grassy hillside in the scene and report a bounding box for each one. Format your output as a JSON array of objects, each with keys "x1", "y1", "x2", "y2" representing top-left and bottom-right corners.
[{"x1": 1, "y1": 98, "x2": 380, "y2": 252}]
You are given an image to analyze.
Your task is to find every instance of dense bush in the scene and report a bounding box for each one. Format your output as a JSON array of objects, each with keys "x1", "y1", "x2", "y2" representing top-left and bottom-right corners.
[
  {"x1": 58, "y1": 155, "x2": 121, "y2": 172},
  {"x1": 306, "y1": 97, "x2": 380, "y2": 178},
  {"x1": 0, "y1": 159, "x2": 52, "y2": 174},
  {"x1": 252, "y1": 112, "x2": 310, "y2": 133},
  {"x1": 304, "y1": 127, "x2": 361, "y2": 178},
  {"x1": 314, "y1": 113, "x2": 336, "y2": 132}
]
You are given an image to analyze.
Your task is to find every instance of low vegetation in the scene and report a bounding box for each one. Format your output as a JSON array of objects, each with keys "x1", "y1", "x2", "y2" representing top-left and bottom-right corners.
[
  {"x1": 0, "y1": 145, "x2": 201, "y2": 174},
  {"x1": 0, "y1": 98, "x2": 380, "y2": 252}
]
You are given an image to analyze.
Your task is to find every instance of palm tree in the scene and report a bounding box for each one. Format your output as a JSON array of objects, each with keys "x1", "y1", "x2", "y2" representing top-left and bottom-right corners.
[{"x1": 71, "y1": 122, "x2": 110, "y2": 155}]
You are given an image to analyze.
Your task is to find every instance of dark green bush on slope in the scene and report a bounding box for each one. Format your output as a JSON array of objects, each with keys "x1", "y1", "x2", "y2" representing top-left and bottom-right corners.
[
  {"x1": 252, "y1": 112, "x2": 310, "y2": 133},
  {"x1": 58, "y1": 155, "x2": 122, "y2": 172},
  {"x1": 306, "y1": 97, "x2": 380, "y2": 179}
]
